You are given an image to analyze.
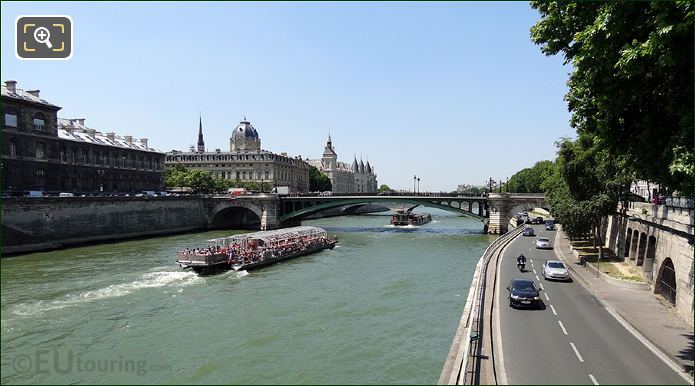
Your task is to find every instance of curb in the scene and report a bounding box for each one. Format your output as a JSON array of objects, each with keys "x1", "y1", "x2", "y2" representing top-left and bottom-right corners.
[{"x1": 553, "y1": 228, "x2": 694, "y2": 384}]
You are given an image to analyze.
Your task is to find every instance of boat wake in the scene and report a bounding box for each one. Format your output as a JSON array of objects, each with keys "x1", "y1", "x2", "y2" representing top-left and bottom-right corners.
[
  {"x1": 223, "y1": 269, "x2": 249, "y2": 279},
  {"x1": 12, "y1": 271, "x2": 201, "y2": 317}
]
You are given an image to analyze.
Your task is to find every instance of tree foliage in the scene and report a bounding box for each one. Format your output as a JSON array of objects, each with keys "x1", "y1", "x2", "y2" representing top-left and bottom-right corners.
[
  {"x1": 165, "y1": 164, "x2": 230, "y2": 194},
  {"x1": 543, "y1": 135, "x2": 631, "y2": 241},
  {"x1": 308, "y1": 165, "x2": 332, "y2": 192},
  {"x1": 378, "y1": 184, "x2": 392, "y2": 192},
  {"x1": 531, "y1": 1, "x2": 694, "y2": 194},
  {"x1": 507, "y1": 160, "x2": 555, "y2": 193}
]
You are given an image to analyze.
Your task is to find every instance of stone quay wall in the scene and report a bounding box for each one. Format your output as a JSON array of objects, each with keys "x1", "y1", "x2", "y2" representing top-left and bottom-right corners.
[
  {"x1": 2, "y1": 197, "x2": 209, "y2": 255},
  {"x1": 602, "y1": 202, "x2": 694, "y2": 326}
]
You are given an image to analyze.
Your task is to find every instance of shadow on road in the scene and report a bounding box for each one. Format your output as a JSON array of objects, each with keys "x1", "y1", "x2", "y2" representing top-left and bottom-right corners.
[{"x1": 677, "y1": 332, "x2": 694, "y2": 374}]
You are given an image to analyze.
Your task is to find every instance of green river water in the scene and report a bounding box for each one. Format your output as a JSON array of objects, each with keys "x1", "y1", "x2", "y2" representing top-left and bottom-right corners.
[{"x1": 1, "y1": 208, "x2": 494, "y2": 384}]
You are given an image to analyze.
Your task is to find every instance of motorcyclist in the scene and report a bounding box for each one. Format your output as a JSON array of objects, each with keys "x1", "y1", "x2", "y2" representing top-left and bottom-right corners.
[{"x1": 517, "y1": 254, "x2": 527, "y2": 266}]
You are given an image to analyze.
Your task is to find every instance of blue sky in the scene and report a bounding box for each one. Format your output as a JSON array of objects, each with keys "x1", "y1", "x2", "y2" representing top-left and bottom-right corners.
[{"x1": 1, "y1": 1, "x2": 574, "y2": 191}]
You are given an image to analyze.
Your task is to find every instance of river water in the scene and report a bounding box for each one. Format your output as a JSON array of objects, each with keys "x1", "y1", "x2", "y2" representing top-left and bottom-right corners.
[{"x1": 1, "y1": 208, "x2": 494, "y2": 384}]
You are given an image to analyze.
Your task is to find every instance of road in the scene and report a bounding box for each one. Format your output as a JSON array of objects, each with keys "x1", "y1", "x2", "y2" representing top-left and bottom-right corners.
[{"x1": 495, "y1": 223, "x2": 687, "y2": 385}]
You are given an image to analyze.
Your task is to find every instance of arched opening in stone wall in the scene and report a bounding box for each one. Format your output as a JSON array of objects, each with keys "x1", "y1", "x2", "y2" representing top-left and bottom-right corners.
[
  {"x1": 643, "y1": 235, "x2": 657, "y2": 283},
  {"x1": 210, "y1": 207, "x2": 261, "y2": 230},
  {"x1": 655, "y1": 258, "x2": 677, "y2": 306},
  {"x1": 461, "y1": 202, "x2": 470, "y2": 211},
  {"x1": 629, "y1": 230, "x2": 639, "y2": 260},
  {"x1": 636, "y1": 232, "x2": 647, "y2": 266},
  {"x1": 471, "y1": 202, "x2": 479, "y2": 215},
  {"x1": 624, "y1": 228, "x2": 632, "y2": 258}
]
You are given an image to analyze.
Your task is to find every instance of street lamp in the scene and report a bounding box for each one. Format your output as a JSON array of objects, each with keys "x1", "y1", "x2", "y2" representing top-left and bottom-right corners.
[
  {"x1": 417, "y1": 177, "x2": 420, "y2": 195},
  {"x1": 413, "y1": 175, "x2": 417, "y2": 195}
]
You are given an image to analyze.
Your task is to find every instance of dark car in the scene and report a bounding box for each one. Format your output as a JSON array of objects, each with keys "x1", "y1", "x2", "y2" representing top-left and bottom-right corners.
[
  {"x1": 532, "y1": 216, "x2": 544, "y2": 224},
  {"x1": 506, "y1": 279, "x2": 542, "y2": 308},
  {"x1": 545, "y1": 220, "x2": 556, "y2": 231},
  {"x1": 522, "y1": 226, "x2": 535, "y2": 236}
]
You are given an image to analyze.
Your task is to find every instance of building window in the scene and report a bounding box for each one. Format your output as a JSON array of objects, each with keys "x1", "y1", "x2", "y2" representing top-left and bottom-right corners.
[
  {"x1": 4, "y1": 108, "x2": 18, "y2": 127},
  {"x1": 9, "y1": 141, "x2": 17, "y2": 156},
  {"x1": 36, "y1": 168, "x2": 46, "y2": 187},
  {"x1": 35, "y1": 142, "x2": 46, "y2": 159},
  {"x1": 33, "y1": 113, "x2": 46, "y2": 131}
]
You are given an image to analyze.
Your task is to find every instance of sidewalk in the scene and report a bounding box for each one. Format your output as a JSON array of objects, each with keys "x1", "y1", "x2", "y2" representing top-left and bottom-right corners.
[{"x1": 554, "y1": 228, "x2": 694, "y2": 382}]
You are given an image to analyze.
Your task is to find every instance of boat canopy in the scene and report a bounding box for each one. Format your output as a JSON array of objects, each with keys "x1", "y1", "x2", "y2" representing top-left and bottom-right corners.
[{"x1": 207, "y1": 226, "x2": 327, "y2": 246}]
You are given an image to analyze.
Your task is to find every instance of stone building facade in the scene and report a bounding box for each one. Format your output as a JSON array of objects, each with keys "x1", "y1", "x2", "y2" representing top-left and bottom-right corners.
[
  {"x1": 165, "y1": 118, "x2": 310, "y2": 193},
  {"x1": 603, "y1": 201, "x2": 694, "y2": 326},
  {"x1": 308, "y1": 135, "x2": 378, "y2": 194},
  {"x1": 1, "y1": 80, "x2": 164, "y2": 195}
]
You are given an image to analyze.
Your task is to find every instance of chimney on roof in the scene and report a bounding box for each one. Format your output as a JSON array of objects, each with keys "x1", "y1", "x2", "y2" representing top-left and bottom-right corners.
[
  {"x1": 27, "y1": 90, "x2": 40, "y2": 97},
  {"x1": 140, "y1": 138, "x2": 148, "y2": 148},
  {"x1": 85, "y1": 128, "x2": 96, "y2": 138},
  {"x1": 77, "y1": 118, "x2": 85, "y2": 126},
  {"x1": 5, "y1": 80, "x2": 17, "y2": 93},
  {"x1": 124, "y1": 135, "x2": 133, "y2": 144},
  {"x1": 106, "y1": 132, "x2": 115, "y2": 141}
]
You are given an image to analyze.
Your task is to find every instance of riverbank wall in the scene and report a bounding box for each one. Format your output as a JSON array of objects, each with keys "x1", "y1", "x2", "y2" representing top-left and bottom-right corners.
[{"x1": 2, "y1": 197, "x2": 209, "y2": 255}]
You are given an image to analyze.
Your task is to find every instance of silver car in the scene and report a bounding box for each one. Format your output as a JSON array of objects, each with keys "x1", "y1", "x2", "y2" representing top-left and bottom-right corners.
[
  {"x1": 535, "y1": 237, "x2": 552, "y2": 249},
  {"x1": 542, "y1": 260, "x2": 570, "y2": 281}
]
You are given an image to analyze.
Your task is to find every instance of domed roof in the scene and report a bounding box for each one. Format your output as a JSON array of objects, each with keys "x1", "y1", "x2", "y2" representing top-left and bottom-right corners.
[{"x1": 232, "y1": 119, "x2": 258, "y2": 140}]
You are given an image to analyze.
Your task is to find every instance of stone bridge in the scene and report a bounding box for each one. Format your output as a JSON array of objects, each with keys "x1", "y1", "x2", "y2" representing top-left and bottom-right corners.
[
  {"x1": 1, "y1": 193, "x2": 546, "y2": 255},
  {"x1": 209, "y1": 193, "x2": 547, "y2": 234}
]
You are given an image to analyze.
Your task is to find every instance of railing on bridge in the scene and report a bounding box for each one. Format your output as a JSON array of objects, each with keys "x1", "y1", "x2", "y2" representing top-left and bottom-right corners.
[{"x1": 280, "y1": 192, "x2": 489, "y2": 198}]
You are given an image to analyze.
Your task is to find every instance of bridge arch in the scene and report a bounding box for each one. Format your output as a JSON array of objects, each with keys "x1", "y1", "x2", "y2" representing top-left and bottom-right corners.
[{"x1": 209, "y1": 201, "x2": 263, "y2": 230}]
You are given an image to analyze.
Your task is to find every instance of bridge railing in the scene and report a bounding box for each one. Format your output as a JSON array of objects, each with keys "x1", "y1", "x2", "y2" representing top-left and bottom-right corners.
[{"x1": 281, "y1": 192, "x2": 488, "y2": 198}]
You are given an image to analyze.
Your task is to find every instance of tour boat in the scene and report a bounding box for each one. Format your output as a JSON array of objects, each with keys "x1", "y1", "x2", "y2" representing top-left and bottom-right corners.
[
  {"x1": 176, "y1": 226, "x2": 336, "y2": 274},
  {"x1": 390, "y1": 207, "x2": 432, "y2": 226}
]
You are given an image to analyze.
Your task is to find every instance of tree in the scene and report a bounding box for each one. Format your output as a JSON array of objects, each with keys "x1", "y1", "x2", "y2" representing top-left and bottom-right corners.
[
  {"x1": 507, "y1": 160, "x2": 555, "y2": 193},
  {"x1": 184, "y1": 169, "x2": 218, "y2": 194},
  {"x1": 544, "y1": 135, "x2": 632, "y2": 261},
  {"x1": 531, "y1": 1, "x2": 694, "y2": 194},
  {"x1": 165, "y1": 163, "x2": 188, "y2": 188},
  {"x1": 378, "y1": 184, "x2": 392, "y2": 192},
  {"x1": 308, "y1": 165, "x2": 332, "y2": 192}
]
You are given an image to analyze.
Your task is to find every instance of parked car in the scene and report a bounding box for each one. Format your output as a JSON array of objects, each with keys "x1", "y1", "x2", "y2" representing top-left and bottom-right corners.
[
  {"x1": 58, "y1": 192, "x2": 75, "y2": 197},
  {"x1": 535, "y1": 237, "x2": 552, "y2": 249},
  {"x1": 542, "y1": 260, "x2": 570, "y2": 281},
  {"x1": 506, "y1": 279, "x2": 542, "y2": 308},
  {"x1": 545, "y1": 220, "x2": 556, "y2": 231},
  {"x1": 523, "y1": 227, "x2": 535, "y2": 236},
  {"x1": 532, "y1": 216, "x2": 544, "y2": 224}
]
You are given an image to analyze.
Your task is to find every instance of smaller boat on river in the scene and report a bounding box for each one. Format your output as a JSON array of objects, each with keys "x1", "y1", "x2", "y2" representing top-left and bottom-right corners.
[
  {"x1": 176, "y1": 226, "x2": 336, "y2": 275},
  {"x1": 390, "y1": 207, "x2": 432, "y2": 226}
]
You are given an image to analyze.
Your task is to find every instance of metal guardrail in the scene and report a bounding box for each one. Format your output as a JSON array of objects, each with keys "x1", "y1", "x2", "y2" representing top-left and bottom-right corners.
[{"x1": 456, "y1": 225, "x2": 524, "y2": 385}]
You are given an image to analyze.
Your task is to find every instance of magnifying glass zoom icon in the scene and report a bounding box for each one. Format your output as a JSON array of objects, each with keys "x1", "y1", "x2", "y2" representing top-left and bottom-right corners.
[{"x1": 33, "y1": 27, "x2": 52, "y2": 49}]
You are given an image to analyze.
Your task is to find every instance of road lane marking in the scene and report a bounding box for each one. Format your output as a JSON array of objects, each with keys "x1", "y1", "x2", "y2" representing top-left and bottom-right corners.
[
  {"x1": 535, "y1": 275, "x2": 540, "y2": 281},
  {"x1": 570, "y1": 342, "x2": 584, "y2": 362},
  {"x1": 533, "y1": 268, "x2": 537, "y2": 274},
  {"x1": 543, "y1": 292, "x2": 550, "y2": 301},
  {"x1": 549, "y1": 304, "x2": 557, "y2": 315},
  {"x1": 589, "y1": 374, "x2": 599, "y2": 385},
  {"x1": 529, "y1": 259, "x2": 533, "y2": 262},
  {"x1": 558, "y1": 320, "x2": 568, "y2": 335}
]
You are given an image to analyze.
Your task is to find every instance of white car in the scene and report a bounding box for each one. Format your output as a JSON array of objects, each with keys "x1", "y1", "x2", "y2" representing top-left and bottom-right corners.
[
  {"x1": 542, "y1": 260, "x2": 570, "y2": 281},
  {"x1": 535, "y1": 237, "x2": 552, "y2": 249}
]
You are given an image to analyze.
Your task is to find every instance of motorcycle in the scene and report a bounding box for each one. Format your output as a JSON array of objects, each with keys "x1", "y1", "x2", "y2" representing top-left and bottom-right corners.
[{"x1": 517, "y1": 261, "x2": 525, "y2": 271}]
